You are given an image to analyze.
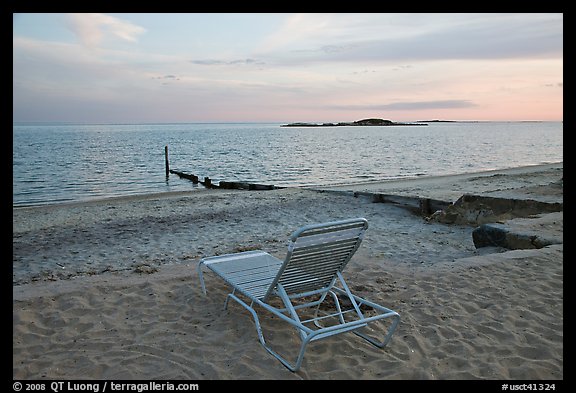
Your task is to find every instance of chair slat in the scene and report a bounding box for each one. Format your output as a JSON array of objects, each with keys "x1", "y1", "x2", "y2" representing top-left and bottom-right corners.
[{"x1": 265, "y1": 218, "x2": 368, "y2": 300}]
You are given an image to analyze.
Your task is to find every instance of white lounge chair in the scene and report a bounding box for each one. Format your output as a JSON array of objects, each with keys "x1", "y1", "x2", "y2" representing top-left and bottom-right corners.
[{"x1": 197, "y1": 218, "x2": 400, "y2": 372}]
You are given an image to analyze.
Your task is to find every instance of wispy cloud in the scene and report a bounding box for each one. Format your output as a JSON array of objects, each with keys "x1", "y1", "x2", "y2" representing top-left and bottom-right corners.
[
  {"x1": 260, "y1": 13, "x2": 562, "y2": 64},
  {"x1": 66, "y1": 13, "x2": 146, "y2": 48},
  {"x1": 190, "y1": 58, "x2": 265, "y2": 66},
  {"x1": 329, "y1": 100, "x2": 477, "y2": 111},
  {"x1": 13, "y1": 13, "x2": 563, "y2": 122}
]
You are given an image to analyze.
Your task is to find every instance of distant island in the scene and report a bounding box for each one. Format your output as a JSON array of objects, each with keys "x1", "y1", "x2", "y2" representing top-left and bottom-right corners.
[{"x1": 281, "y1": 118, "x2": 427, "y2": 127}]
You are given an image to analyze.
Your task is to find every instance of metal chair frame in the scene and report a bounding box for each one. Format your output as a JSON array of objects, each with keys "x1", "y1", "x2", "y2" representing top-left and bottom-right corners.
[{"x1": 197, "y1": 218, "x2": 400, "y2": 372}]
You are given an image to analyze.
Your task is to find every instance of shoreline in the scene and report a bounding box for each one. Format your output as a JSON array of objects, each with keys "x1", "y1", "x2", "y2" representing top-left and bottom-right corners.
[
  {"x1": 314, "y1": 162, "x2": 563, "y2": 203},
  {"x1": 13, "y1": 162, "x2": 563, "y2": 379},
  {"x1": 12, "y1": 190, "x2": 208, "y2": 210},
  {"x1": 313, "y1": 162, "x2": 562, "y2": 191},
  {"x1": 13, "y1": 161, "x2": 562, "y2": 210}
]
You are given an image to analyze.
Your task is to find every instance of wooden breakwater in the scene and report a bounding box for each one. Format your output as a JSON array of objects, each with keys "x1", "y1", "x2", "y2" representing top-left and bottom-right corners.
[
  {"x1": 165, "y1": 146, "x2": 455, "y2": 216},
  {"x1": 169, "y1": 169, "x2": 278, "y2": 190},
  {"x1": 165, "y1": 146, "x2": 278, "y2": 190}
]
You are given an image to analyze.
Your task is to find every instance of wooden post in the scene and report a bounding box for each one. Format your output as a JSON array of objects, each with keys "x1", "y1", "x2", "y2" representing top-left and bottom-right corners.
[{"x1": 165, "y1": 145, "x2": 170, "y2": 177}]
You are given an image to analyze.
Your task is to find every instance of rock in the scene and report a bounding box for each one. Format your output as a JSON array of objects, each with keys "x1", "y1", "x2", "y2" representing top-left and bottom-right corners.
[
  {"x1": 472, "y1": 223, "x2": 543, "y2": 249},
  {"x1": 472, "y1": 223, "x2": 509, "y2": 248},
  {"x1": 432, "y1": 194, "x2": 562, "y2": 226},
  {"x1": 473, "y1": 211, "x2": 563, "y2": 249}
]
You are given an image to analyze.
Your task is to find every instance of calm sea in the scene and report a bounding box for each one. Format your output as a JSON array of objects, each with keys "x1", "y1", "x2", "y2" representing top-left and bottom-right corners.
[{"x1": 13, "y1": 122, "x2": 563, "y2": 207}]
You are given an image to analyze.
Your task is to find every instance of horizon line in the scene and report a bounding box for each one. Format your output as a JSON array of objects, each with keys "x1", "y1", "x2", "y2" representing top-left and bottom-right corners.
[{"x1": 13, "y1": 119, "x2": 564, "y2": 126}]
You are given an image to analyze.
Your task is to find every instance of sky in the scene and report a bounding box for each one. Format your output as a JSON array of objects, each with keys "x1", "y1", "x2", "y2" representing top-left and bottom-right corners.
[{"x1": 13, "y1": 13, "x2": 563, "y2": 123}]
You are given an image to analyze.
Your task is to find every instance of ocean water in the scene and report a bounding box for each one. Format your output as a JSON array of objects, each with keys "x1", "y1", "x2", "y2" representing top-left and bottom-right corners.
[{"x1": 13, "y1": 122, "x2": 563, "y2": 206}]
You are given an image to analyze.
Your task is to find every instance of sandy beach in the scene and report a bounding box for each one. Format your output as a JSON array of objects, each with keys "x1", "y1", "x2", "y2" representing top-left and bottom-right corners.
[{"x1": 13, "y1": 163, "x2": 563, "y2": 380}]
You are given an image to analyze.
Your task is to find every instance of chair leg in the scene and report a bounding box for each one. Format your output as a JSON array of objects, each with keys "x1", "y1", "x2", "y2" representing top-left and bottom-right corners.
[
  {"x1": 353, "y1": 313, "x2": 400, "y2": 348},
  {"x1": 223, "y1": 289, "x2": 236, "y2": 310},
  {"x1": 197, "y1": 260, "x2": 207, "y2": 295},
  {"x1": 225, "y1": 292, "x2": 310, "y2": 372},
  {"x1": 311, "y1": 289, "x2": 400, "y2": 349},
  {"x1": 332, "y1": 274, "x2": 401, "y2": 349},
  {"x1": 262, "y1": 334, "x2": 311, "y2": 372},
  {"x1": 226, "y1": 293, "x2": 267, "y2": 344}
]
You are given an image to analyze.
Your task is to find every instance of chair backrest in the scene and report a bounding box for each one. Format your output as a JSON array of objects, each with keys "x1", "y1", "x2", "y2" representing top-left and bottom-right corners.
[{"x1": 264, "y1": 218, "x2": 368, "y2": 301}]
